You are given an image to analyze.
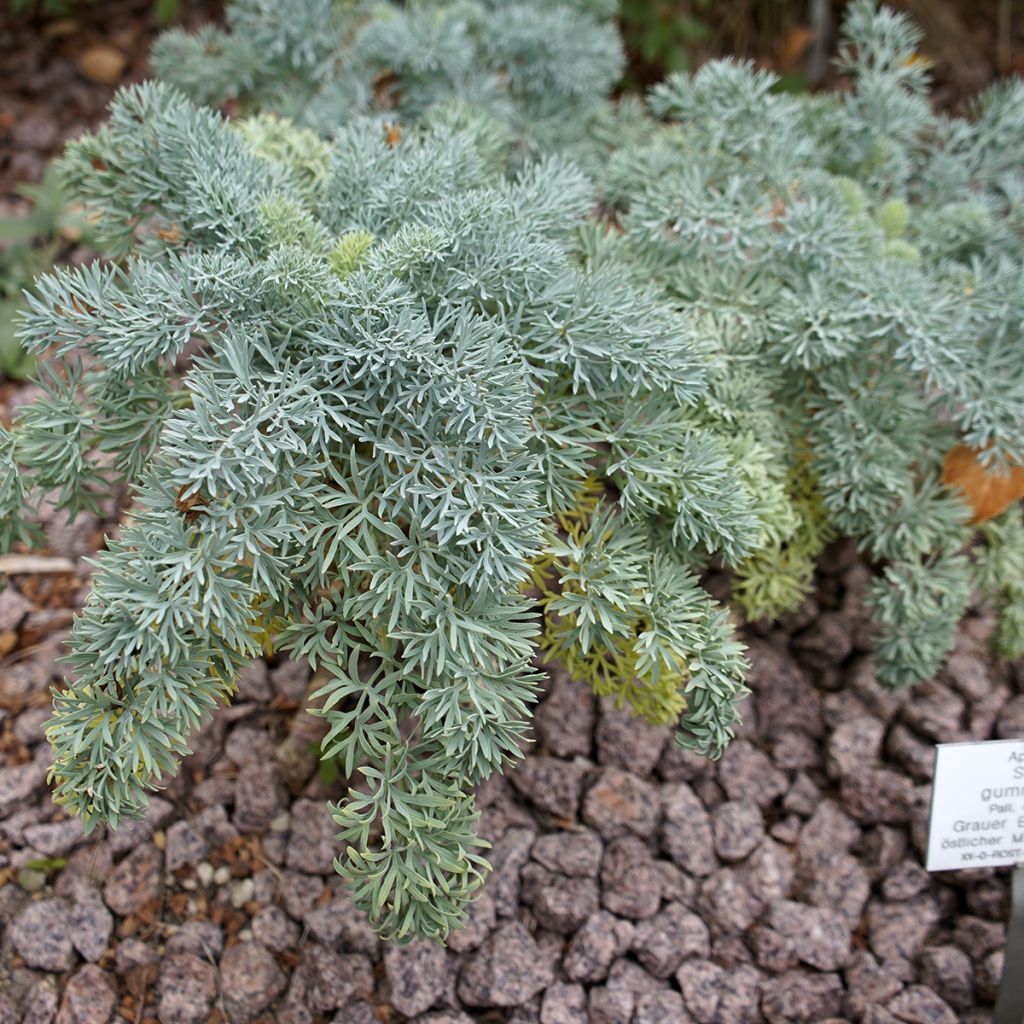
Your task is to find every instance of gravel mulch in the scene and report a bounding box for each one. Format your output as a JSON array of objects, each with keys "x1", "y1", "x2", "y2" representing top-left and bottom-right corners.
[{"x1": 0, "y1": 443, "x2": 1020, "y2": 1023}]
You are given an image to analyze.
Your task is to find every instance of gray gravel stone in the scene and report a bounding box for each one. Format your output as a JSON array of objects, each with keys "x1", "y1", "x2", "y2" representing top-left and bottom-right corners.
[
  {"x1": 861, "y1": 825, "x2": 909, "y2": 883},
  {"x1": 269, "y1": 658, "x2": 310, "y2": 703},
  {"x1": 166, "y1": 920, "x2": 224, "y2": 958},
  {"x1": 107, "y1": 797, "x2": 173, "y2": 854},
  {"x1": 447, "y1": 891, "x2": 496, "y2": 954},
  {"x1": 512, "y1": 756, "x2": 588, "y2": 819},
  {"x1": 582, "y1": 768, "x2": 659, "y2": 839},
  {"x1": 0, "y1": 758, "x2": 48, "y2": 817},
  {"x1": 901, "y1": 685, "x2": 965, "y2": 743},
  {"x1": 997, "y1": 696, "x2": 1024, "y2": 738},
  {"x1": 800, "y1": 800, "x2": 860, "y2": 861},
  {"x1": 750, "y1": 923, "x2": 800, "y2": 972},
  {"x1": 976, "y1": 950, "x2": 1004, "y2": 1003},
  {"x1": 303, "y1": 946, "x2": 373, "y2": 1012},
  {"x1": 828, "y1": 716, "x2": 885, "y2": 778},
  {"x1": 535, "y1": 673, "x2": 595, "y2": 758},
  {"x1": 887, "y1": 985, "x2": 957, "y2": 1024},
  {"x1": 587, "y1": 987, "x2": 634, "y2": 1024},
  {"x1": 304, "y1": 896, "x2": 381, "y2": 956},
  {"x1": 596, "y1": 698, "x2": 669, "y2": 776},
  {"x1": 783, "y1": 772, "x2": 821, "y2": 816},
  {"x1": 863, "y1": 1007, "x2": 904, "y2": 1024},
  {"x1": 793, "y1": 611, "x2": 854, "y2": 666},
  {"x1": 164, "y1": 820, "x2": 209, "y2": 872},
  {"x1": 193, "y1": 803, "x2": 238, "y2": 848},
  {"x1": 69, "y1": 888, "x2": 113, "y2": 962},
  {"x1": 712, "y1": 800, "x2": 765, "y2": 861},
  {"x1": 762, "y1": 970, "x2": 843, "y2": 1024},
  {"x1": 104, "y1": 843, "x2": 162, "y2": 915},
  {"x1": 655, "y1": 859, "x2": 697, "y2": 904},
  {"x1": 697, "y1": 868, "x2": 759, "y2": 935},
  {"x1": 22, "y1": 818, "x2": 87, "y2": 857},
  {"x1": 221, "y1": 941, "x2": 287, "y2": 1022},
  {"x1": 562, "y1": 911, "x2": 634, "y2": 983},
  {"x1": 46, "y1": 857, "x2": 103, "y2": 920},
  {"x1": 942, "y1": 652, "x2": 989, "y2": 700},
  {"x1": 841, "y1": 767, "x2": 916, "y2": 824},
  {"x1": 771, "y1": 724, "x2": 819, "y2": 771},
  {"x1": 634, "y1": 990, "x2": 689, "y2": 1024},
  {"x1": 805, "y1": 850, "x2": 871, "y2": 926},
  {"x1": 489, "y1": 827, "x2": 536, "y2": 918},
  {"x1": 385, "y1": 941, "x2": 447, "y2": 1017},
  {"x1": 0, "y1": 582, "x2": 32, "y2": 632},
  {"x1": 458, "y1": 922, "x2": 554, "y2": 1007},
  {"x1": 235, "y1": 660, "x2": 271, "y2": 702},
  {"x1": 843, "y1": 951, "x2": 905, "y2": 1020},
  {"x1": 285, "y1": 798, "x2": 338, "y2": 874},
  {"x1": 22, "y1": 979, "x2": 59, "y2": 1024},
  {"x1": 252, "y1": 905, "x2": 300, "y2": 952},
  {"x1": 533, "y1": 874, "x2": 599, "y2": 933},
  {"x1": 540, "y1": 982, "x2": 587, "y2": 1024},
  {"x1": 716, "y1": 965, "x2": 764, "y2": 1024},
  {"x1": 719, "y1": 741, "x2": 788, "y2": 808},
  {"x1": 531, "y1": 830, "x2": 602, "y2": 878},
  {"x1": 12, "y1": 897, "x2": 77, "y2": 971},
  {"x1": 157, "y1": 952, "x2": 217, "y2": 1024},
  {"x1": 867, "y1": 897, "x2": 940, "y2": 963},
  {"x1": 633, "y1": 903, "x2": 710, "y2": 978},
  {"x1": 279, "y1": 870, "x2": 324, "y2": 918},
  {"x1": 953, "y1": 915, "x2": 1004, "y2": 957},
  {"x1": 676, "y1": 960, "x2": 725, "y2": 1024},
  {"x1": 600, "y1": 835, "x2": 662, "y2": 920},
  {"x1": 234, "y1": 761, "x2": 288, "y2": 833},
  {"x1": 742, "y1": 837, "x2": 796, "y2": 907},
  {"x1": 607, "y1": 957, "x2": 663, "y2": 994},
  {"x1": 917, "y1": 945, "x2": 973, "y2": 1012},
  {"x1": 54, "y1": 964, "x2": 115, "y2": 1024},
  {"x1": 657, "y1": 743, "x2": 713, "y2": 783},
  {"x1": 754, "y1": 652, "x2": 824, "y2": 739},
  {"x1": 521, "y1": 862, "x2": 555, "y2": 908},
  {"x1": 661, "y1": 782, "x2": 716, "y2": 877},
  {"x1": 881, "y1": 859, "x2": 930, "y2": 901},
  {"x1": 768, "y1": 900, "x2": 851, "y2": 970},
  {"x1": 225, "y1": 725, "x2": 276, "y2": 767}
]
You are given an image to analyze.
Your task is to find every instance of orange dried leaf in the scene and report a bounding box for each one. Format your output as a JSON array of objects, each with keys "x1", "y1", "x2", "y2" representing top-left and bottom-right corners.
[
  {"x1": 777, "y1": 25, "x2": 814, "y2": 72},
  {"x1": 943, "y1": 445, "x2": 1024, "y2": 522}
]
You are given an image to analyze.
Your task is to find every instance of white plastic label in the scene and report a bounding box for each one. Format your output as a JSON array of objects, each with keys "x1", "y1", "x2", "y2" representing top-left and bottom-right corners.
[{"x1": 927, "y1": 739, "x2": 1024, "y2": 871}]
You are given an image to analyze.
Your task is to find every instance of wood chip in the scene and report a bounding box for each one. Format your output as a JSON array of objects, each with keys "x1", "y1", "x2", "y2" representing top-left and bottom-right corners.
[{"x1": 0, "y1": 554, "x2": 74, "y2": 574}]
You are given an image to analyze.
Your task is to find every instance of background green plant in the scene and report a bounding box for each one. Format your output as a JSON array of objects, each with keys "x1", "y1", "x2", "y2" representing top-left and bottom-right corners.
[
  {"x1": 0, "y1": 164, "x2": 93, "y2": 380},
  {"x1": 6, "y1": 0, "x2": 182, "y2": 23}
]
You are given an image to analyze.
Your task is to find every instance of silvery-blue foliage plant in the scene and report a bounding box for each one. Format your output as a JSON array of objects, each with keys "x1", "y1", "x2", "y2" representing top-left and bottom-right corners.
[{"x1": 1, "y1": 0, "x2": 752, "y2": 942}]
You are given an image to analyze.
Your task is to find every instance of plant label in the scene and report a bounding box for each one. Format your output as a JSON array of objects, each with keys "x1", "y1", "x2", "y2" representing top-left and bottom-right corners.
[{"x1": 927, "y1": 738, "x2": 1024, "y2": 871}]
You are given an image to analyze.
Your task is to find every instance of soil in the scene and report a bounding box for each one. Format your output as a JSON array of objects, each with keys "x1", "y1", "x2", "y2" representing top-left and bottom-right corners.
[{"x1": 0, "y1": 0, "x2": 222, "y2": 200}]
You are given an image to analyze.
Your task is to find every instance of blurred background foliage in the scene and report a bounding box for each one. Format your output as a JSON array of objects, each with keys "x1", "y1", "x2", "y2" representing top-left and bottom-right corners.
[
  {"x1": 0, "y1": 164, "x2": 93, "y2": 380},
  {"x1": 0, "y1": 0, "x2": 1020, "y2": 381},
  {"x1": 620, "y1": 0, "x2": 1021, "y2": 95}
]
